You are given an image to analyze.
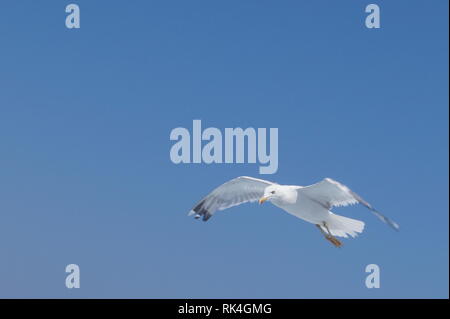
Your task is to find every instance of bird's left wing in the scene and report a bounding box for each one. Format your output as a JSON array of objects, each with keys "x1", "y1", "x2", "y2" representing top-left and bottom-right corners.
[
  {"x1": 298, "y1": 178, "x2": 399, "y2": 230},
  {"x1": 189, "y1": 176, "x2": 275, "y2": 221}
]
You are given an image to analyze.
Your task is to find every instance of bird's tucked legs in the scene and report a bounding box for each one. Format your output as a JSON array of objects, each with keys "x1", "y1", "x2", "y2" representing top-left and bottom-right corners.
[{"x1": 316, "y1": 223, "x2": 342, "y2": 248}]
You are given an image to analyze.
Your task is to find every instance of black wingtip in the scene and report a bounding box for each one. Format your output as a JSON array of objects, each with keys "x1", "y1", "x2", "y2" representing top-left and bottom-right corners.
[
  {"x1": 371, "y1": 208, "x2": 400, "y2": 231},
  {"x1": 191, "y1": 199, "x2": 213, "y2": 222}
]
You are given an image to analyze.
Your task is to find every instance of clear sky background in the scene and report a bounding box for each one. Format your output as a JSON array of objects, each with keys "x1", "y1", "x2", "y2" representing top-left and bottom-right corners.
[{"x1": 0, "y1": 0, "x2": 448, "y2": 298}]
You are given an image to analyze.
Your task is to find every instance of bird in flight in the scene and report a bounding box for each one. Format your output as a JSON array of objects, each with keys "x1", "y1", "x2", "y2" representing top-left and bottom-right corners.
[{"x1": 189, "y1": 176, "x2": 399, "y2": 247}]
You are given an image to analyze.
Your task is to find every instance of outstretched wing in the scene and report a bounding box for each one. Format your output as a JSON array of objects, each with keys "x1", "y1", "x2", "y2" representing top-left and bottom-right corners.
[
  {"x1": 189, "y1": 176, "x2": 275, "y2": 221},
  {"x1": 298, "y1": 178, "x2": 399, "y2": 230}
]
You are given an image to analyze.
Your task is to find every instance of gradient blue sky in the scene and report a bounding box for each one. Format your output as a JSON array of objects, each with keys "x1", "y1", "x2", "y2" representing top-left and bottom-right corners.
[{"x1": 0, "y1": 0, "x2": 448, "y2": 298}]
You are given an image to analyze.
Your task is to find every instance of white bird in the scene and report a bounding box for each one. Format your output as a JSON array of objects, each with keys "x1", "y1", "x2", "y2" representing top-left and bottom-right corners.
[{"x1": 189, "y1": 176, "x2": 399, "y2": 247}]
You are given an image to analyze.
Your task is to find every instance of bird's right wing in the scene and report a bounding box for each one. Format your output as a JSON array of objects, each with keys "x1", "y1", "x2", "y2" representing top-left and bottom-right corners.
[
  {"x1": 188, "y1": 176, "x2": 275, "y2": 221},
  {"x1": 299, "y1": 178, "x2": 399, "y2": 230}
]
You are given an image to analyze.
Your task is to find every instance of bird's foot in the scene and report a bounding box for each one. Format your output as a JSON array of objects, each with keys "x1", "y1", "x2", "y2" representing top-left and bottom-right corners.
[{"x1": 325, "y1": 235, "x2": 342, "y2": 248}]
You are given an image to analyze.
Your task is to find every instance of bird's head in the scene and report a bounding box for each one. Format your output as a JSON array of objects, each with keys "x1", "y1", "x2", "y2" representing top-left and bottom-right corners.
[{"x1": 259, "y1": 185, "x2": 296, "y2": 205}]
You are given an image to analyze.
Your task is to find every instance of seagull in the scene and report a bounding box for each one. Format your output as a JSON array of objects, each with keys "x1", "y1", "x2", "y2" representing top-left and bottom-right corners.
[{"x1": 188, "y1": 176, "x2": 399, "y2": 247}]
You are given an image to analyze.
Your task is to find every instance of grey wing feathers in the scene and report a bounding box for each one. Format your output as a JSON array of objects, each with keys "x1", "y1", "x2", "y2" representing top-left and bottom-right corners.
[
  {"x1": 345, "y1": 186, "x2": 399, "y2": 230},
  {"x1": 188, "y1": 176, "x2": 274, "y2": 221},
  {"x1": 299, "y1": 178, "x2": 399, "y2": 231}
]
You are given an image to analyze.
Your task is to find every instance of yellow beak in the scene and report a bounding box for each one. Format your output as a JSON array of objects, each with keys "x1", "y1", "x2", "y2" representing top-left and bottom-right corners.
[{"x1": 259, "y1": 196, "x2": 269, "y2": 204}]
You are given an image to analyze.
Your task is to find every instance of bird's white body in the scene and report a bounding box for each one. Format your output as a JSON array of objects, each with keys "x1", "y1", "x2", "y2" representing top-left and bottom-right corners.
[
  {"x1": 271, "y1": 186, "x2": 329, "y2": 224},
  {"x1": 260, "y1": 183, "x2": 366, "y2": 238},
  {"x1": 189, "y1": 176, "x2": 398, "y2": 245}
]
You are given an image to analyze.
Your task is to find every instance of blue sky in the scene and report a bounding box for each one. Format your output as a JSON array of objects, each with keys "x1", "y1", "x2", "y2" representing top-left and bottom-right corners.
[{"x1": 0, "y1": 0, "x2": 448, "y2": 298}]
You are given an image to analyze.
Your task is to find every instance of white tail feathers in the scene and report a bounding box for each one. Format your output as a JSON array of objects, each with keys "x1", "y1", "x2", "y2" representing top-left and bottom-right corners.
[{"x1": 322, "y1": 213, "x2": 365, "y2": 238}]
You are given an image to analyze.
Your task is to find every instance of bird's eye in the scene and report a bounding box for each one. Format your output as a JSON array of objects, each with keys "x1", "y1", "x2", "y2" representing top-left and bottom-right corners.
[{"x1": 270, "y1": 191, "x2": 275, "y2": 194}]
